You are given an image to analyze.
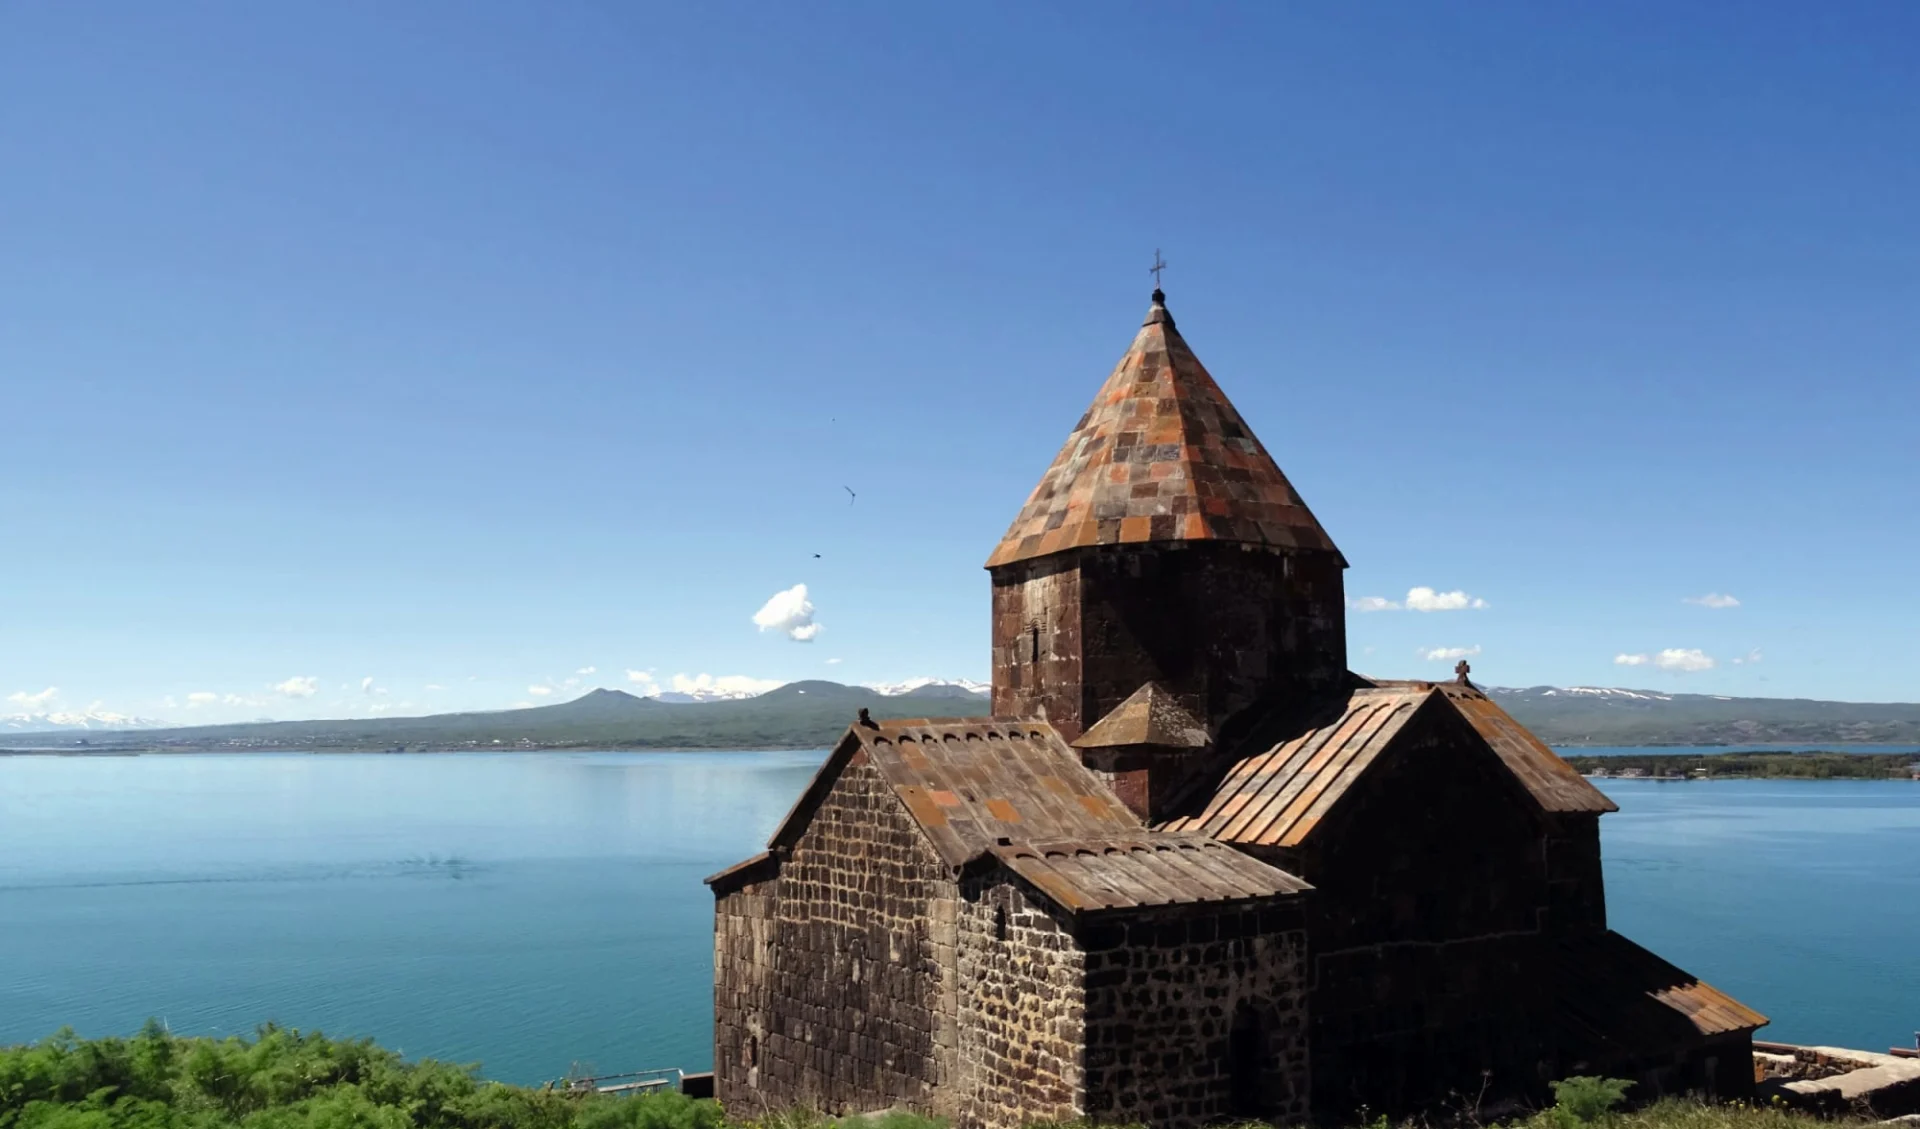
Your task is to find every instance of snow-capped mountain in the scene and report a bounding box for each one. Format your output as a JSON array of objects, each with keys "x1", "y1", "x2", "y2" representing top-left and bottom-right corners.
[
  {"x1": 1489, "y1": 686, "x2": 1674, "y2": 702},
  {"x1": 863, "y1": 678, "x2": 991, "y2": 699},
  {"x1": 648, "y1": 687, "x2": 767, "y2": 703},
  {"x1": 2, "y1": 709, "x2": 170, "y2": 733}
]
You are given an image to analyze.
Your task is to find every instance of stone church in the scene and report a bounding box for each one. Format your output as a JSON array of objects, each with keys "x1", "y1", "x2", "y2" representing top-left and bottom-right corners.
[{"x1": 707, "y1": 289, "x2": 1766, "y2": 1129}]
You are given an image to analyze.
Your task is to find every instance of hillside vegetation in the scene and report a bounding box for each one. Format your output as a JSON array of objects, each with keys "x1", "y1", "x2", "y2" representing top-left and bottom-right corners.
[
  {"x1": 7, "y1": 683, "x2": 1920, "y2": 754},
  {"x1": 0, "y1": 1028, "x2": 1865, "y2": 1129}
]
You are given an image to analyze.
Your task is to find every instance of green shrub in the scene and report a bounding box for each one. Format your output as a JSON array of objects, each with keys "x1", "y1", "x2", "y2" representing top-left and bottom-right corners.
[
  {"x1": 0, "y1": 1026, "x2": 720, "y2": 1129},
  {"x1": 1549, "y1": 1076, "x2": 1635, "y2": 1126}
]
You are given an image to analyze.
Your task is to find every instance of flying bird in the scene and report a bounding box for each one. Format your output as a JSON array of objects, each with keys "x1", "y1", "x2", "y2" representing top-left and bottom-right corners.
[
  {"x1": 844, "y1": 486, "x2": 856, "y2": 505},
  {"x1": 812, "y1": 553, "x2": 822, "y2": 559}
]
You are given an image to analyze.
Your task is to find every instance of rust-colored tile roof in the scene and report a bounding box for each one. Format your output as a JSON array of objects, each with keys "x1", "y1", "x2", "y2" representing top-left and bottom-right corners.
[
  {"x1": 1072, "y1": 681, "x2": 1211, "y2": 749},
  {"x1": 1438, "y1": 684, "x2": 1618, "y2": 814},
  {"x1": 1357, "y1": 678, "x2": 1617, "y2": 815},
  {"x1": 1160, "y1": 688, "x2": 1428, "y2": 846},
  {"x1": 765, "y1": 716, "x2": 1146, "y2": 868},
  {"x1": 1163, "y1": 680, "x2": 1616, "y2": 846},
  {"x1": 990, "y1": 833, "x2": 1310, "y2": 914},
  {"x1": 1557, "y1": 930, "x2": 1768, "y2": 1052},
  {"x1": 985, "y1": 291, "x2": 1343, "y2": 569}
]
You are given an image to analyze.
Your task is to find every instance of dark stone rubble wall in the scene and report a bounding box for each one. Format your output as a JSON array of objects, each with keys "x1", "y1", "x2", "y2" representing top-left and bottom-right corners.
[
  {"x1": 712, "y1": 756, "x2": 957, "y2": 1119},
  {"x1": 1286, "y1": 705, "x2": 1559, "y2": 1121},
  {"x1": 1080, "y1": 902, "x2": 1311, "y2": 1129},
  {"x1": 955, "y1": 874, "x2": 1087, "y2": 1129}
]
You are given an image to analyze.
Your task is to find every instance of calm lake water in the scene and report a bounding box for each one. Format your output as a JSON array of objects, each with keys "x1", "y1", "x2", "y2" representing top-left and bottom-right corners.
[{"x1": 1, "y1": 751, "x2": 1916, "y2": 1083}]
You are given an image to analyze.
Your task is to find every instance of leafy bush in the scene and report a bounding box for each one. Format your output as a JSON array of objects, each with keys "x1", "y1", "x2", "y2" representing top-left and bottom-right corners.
[{"x1": 1548, "y1": 1077, "x2": 1635, "y2": 1126}]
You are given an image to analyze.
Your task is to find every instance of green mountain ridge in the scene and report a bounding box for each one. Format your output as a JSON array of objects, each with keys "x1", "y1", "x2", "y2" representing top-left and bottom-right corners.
[{"x1": 4, "y1": 682, "x2": 1918, "y2": 753}]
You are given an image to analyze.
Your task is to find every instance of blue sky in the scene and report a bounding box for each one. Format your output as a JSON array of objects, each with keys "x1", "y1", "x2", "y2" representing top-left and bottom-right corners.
[{"x1": 4, "y1": 1, "x2": 1916, "y2": 723}]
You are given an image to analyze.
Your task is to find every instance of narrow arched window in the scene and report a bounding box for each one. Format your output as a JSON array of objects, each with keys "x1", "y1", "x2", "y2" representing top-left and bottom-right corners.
[
  {"x1": 994, "y1": 905, "x2": 1009, "y2": 941},
  {"x1": 1029, "y1": 624, "x2": 1040, "y2": 664}
]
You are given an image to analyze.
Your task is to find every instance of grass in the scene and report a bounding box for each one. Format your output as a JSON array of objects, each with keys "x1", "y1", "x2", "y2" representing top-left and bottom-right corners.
[{"x1": 1, "y1": 1029, "x2": 1872, "y2": 1129}]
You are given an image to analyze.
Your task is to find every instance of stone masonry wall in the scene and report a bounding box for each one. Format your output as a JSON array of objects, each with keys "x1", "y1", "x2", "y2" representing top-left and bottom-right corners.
[
  {"x1": 955, "y1": 874, "x2": 1087, "y2": 1129},
  {"x1": 1290, "y1": 705, "x2": 1559, "y2": 1120},
  {"x1": 1079, "y1": 902, "x2": 1311, "y2": 1129},
  {"x1": 991, "y1": 543, "x2": 1346, "y2": 741},
  {"x1": 714, "y1": 872, "x2": 778, "y2": 1100},
  {"x1": 990, "y1": 556, "x2": 1085, "y2": 737},
  {"x1": 1543, "y1": 813, "x2": 1606, "y2": 933},
  {"x1": 712, "y1": 755, "x2": 959, "y2": 1120}
]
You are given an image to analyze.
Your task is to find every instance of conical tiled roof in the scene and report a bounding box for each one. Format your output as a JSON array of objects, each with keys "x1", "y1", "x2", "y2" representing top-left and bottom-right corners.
[{"x1": 986, "y1": 290, "x2": 1342, "y2": 569}]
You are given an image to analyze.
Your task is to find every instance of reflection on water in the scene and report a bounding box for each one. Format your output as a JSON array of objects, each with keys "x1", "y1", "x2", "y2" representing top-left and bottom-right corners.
[{"x1": 0, "y1": 753, "x2": 1913, "y2": 1081}]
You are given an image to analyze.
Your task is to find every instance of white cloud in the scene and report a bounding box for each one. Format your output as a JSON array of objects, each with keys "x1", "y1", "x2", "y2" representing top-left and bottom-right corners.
[
  {"x1": 625, "y1": 669, "x2": 658, "y2": 693},
  {"x1": 1619, "y1": 649, "x2": 1715, "y2": 671},
  {"x1": 370, "y1": 703, "x2": 394, "y2": 714},
  {"x1": 1350, "y1": 588, "x2": 1489, "y2": 613},
  {"x1": 1731, "y1": 649, "x2": 1764, "y2": 666},
  {"x1": 360, "y1": 677, "x2": 388, "y2": 696},
  {"x1": 576, "y1": 666, "x2": 596, "y2": 675},
  {"x1": 1685, "y1": 593, "x2": 1740, "y2": 609},
  {"x1": 825, "y1": 658, "x2": 843, "y2": 665},
  {"x1": 1405, "y1": 587, "x2": 1489, "y2": 612},
  {"x1": 670, "y1": 673, "x2": 782, "y2": 696},
  {"x1": 511, "y1": 701, "x2": 534, "y2": 709},
  {"x1": 7, "y1": 687, "x2": 59, "y2": 708},
  {"x1": 1418, "y1": 645, "x2": 1481, "y2": 662},
  {"x1": 273, "y1": 676, "x2": 319, "y2": 699},
  {"x1": 528, "y1": 685, "x2": 554, "y2": 697},
  {"x1": 753, "y1": 584, "x2": 821, "y2": 642},
  {"x1": 1654, "y1": 648, "x2": 1715, "y2": 672},
  {"x1": 187, "y1": 691, "x2": 220, "y2": 707},
  {"x1": 425, "y1": 684, "x2": 445, "y2": 691}
]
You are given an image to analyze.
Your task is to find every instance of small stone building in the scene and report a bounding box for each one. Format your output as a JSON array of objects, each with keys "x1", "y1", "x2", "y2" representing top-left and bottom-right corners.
[{"x1": 708, "y1": 289, "x2": 1766, "y2": 1128}]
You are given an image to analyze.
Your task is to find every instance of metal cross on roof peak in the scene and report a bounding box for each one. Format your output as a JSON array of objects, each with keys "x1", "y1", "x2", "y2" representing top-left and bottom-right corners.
[{"x1": 1149, "y1": 249, "x2": 1167, "y2": 288}]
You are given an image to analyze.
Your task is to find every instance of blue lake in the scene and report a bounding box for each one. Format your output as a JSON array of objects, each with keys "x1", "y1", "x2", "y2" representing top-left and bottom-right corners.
[{"x1": 1, "y1": 750, "x2": 1916, "y2": 1083}]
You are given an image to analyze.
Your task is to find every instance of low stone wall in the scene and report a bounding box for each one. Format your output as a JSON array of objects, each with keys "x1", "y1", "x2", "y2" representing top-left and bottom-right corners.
[
  {"x1": 1080, "y1": 902, "x2": 1310, "y2": 1129},
  {"x1": 955, "y1": 874, "x2": 1087, "y2": 1129},
  {"x1": 1758, "y1": 1045, "x2": 1920, "y2": 1118}
]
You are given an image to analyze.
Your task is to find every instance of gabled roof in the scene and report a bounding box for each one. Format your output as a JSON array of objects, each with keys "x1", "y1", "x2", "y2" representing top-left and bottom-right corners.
[
  {"x1": 1361, "y1": 678, "x2": 1618, "y2": 815},
  {"x1": 1072, "y1": 681, "x2": 1211, "y2": 749},
  {"x1": 766, "y1": 716, "x2": 1143, "y2": 869},
  {"x1": 989, "y1": 833, "x2": 1309, "y2": 914},
  {"x1": 985, "y1": 291, "x2": 1342, "y2": 569},
  {"x1": 1161, "y1": 687, "x2": 1429, "y2": 846},
  {"x1": 1556, "y1": 930, "x2": 1767, "y2": 1051},
  {"x1": 1161, "y1": 681, "x2": 1616, "y2": 847}
]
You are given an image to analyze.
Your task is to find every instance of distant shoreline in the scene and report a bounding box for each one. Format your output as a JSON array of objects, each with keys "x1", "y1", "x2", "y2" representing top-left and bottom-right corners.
[
  {"x1": 1563, "y1": 749, "x2": 1919, "y2": 781},
  {"x1": 0, "y1": 744, "x2": 829, "y2": 757}
]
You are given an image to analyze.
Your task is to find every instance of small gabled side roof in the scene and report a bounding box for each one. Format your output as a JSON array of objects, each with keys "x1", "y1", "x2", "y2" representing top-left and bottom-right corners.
[
  {"x1": 764, "y1": 716, "x2": 1143, "y2": 869},
  {"x1": 990, "y1": 833, "x2": 1309, "y2": 915},
  {"x1": 1557, "y1": 930, "x2": 1767, "y2": 1050},
  {"x1": 1072, "y1": 681, "x2": 1210, "y2": 749}
]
